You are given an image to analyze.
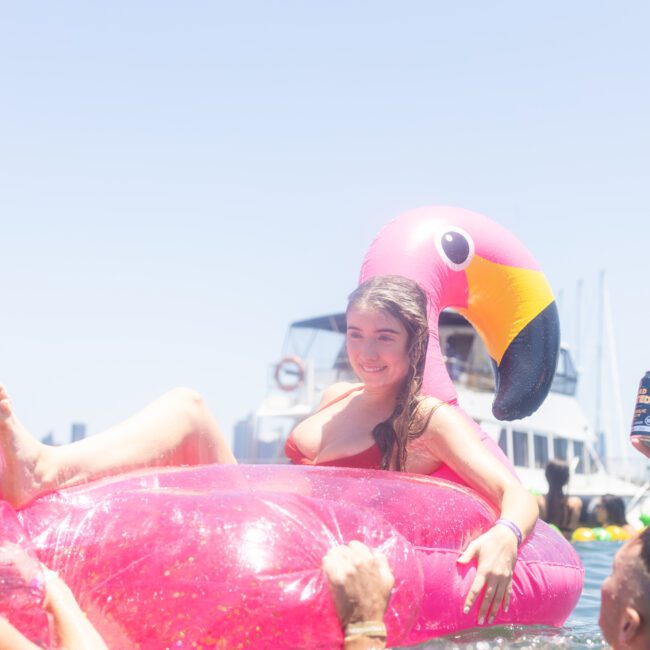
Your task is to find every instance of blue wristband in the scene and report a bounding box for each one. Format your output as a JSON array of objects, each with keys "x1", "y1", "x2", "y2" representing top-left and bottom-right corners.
[{"x1": 495, "y1": 518, "x2": 523, "y2": 546}]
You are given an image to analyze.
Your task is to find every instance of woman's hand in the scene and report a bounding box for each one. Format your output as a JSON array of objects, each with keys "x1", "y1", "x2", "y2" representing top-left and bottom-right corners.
[
  {"x1": 322, "y1": 540, "x2": 394, "y2": 627},
  {"x1": 456, "y1": 524, "x2": 518, "y2": 624}
]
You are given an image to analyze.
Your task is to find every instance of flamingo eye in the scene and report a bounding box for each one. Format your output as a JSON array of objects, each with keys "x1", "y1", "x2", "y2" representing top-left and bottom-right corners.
[{"x1": 435, "y1": 227, "x2": 475, "y2": 271}]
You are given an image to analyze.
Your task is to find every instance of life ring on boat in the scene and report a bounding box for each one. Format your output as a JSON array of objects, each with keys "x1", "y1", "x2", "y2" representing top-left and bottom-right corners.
[
  {"x1": 274, "y1": 355, "x2": 305, "y2": 391},
  {"x1": 5, "y1": 464, "x2": 584, "y2": 649}
]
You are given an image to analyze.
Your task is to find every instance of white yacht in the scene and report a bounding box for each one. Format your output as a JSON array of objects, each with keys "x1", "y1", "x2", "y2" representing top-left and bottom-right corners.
[{"x1": 235, "y1": 310, "x2": 648, "y2": 515}]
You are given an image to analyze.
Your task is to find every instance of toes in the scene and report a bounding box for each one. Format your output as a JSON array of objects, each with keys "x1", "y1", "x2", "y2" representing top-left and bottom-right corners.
[
  {"x1": 0, "y1": 386, "x2": 13, "y2": 415},
  {"x1": 0, "y1": 396, "x2": 12, "y2": 419}
]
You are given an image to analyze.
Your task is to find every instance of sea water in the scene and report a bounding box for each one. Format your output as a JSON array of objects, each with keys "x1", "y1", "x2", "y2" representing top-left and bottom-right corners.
[{"x1": 403, "y1": 541, "x2": 617, "y2": 649}]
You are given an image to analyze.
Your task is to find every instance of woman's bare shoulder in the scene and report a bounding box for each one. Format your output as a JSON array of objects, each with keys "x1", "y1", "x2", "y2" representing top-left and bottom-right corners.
[
  {"x1": 417, "y1": 395, "x2": 455, "y2": 423},
  {"x1": 318, "y1": 382, "x2": 363, "y2": 407},
  {"x1": 411, "y1": 396, "x2": 457, "y2": 441},
  {"x1": 418, "y1": 395, "x2": 449, "y2": 410}
]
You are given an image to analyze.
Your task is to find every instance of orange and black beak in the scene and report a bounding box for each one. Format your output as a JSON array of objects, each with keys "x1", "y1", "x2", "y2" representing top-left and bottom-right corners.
[{"x1": 460, "y1": 255, "x2": 560, "y2": 420}]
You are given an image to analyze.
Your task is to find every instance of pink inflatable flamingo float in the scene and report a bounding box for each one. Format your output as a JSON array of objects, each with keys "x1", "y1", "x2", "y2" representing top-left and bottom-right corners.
[{"x1": 1, "y1": 207, "x2": 582, "y2": 649}]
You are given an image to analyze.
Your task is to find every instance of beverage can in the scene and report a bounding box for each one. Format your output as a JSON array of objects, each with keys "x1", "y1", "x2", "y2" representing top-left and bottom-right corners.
[{"x1": 631, "y1": 372, "x2": 650, "y2": 435}]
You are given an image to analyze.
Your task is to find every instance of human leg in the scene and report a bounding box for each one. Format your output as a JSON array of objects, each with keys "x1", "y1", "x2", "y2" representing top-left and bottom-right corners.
[
  {"x1": 0, "y1": 386, "x2": 236, "y2": 508},
  {"x1": 0, "y1": 385, "x2": 50, "y2": 508}
]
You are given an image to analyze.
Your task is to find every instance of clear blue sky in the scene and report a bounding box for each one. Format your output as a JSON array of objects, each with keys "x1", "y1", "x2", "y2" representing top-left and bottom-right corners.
[{"x1": 1, "y1": 2, "x2": 648, "y2": 464}]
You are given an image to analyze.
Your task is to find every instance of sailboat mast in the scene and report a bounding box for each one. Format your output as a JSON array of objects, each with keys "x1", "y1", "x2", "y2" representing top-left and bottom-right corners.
[
  {"x1": 575, "y1": 279, "x2": 582, "y2": 369},
  {"x1": 595, "y1": 270, "x2": 604, "y2": 467},
  {"x1": 604, "y1": 275, "x2": 628, "y2": 475}
]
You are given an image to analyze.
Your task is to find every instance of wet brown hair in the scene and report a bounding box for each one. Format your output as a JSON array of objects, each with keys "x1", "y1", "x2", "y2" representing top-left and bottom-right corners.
[{"x1": 347, "y1": 275, "x2": 432, "y2": 471}]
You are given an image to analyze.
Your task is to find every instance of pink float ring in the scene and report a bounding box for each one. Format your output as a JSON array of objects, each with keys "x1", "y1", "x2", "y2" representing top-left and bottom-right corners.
[{"x1": 10, "y1": 464, "x2": 582, "y2": 648}]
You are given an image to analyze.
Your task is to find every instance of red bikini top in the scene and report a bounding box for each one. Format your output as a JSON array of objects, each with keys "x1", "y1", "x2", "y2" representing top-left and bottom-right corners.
[{"x1": 284, "y1": 386, "x2": 384, "y2": 469}]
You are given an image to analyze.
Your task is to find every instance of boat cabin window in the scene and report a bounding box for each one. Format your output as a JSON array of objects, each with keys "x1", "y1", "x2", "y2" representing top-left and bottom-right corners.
[
  {"x1": 533, "y1": 433, "x2": 549, "y2": 469},
  {"x1": 513, "y1": 430, "x2": 529, "y2": 467},
  {"x1": 573, "y1": 441, "x2": 585, "y2": 474},
  {"x1": 498, "y1": 427, "x2": 508, "y2": 456},
  {"x1": 443, "y1": 333, "x2": 474, "y2": 380},
  {"x1": 550, "y1": 348, "x2": 578, "y2": 396},
  {"x1": 553, "y1": 437, "x2": 568, "y2": 461},
  {"x1": 438, "y1": 320, "x2": 495, "y2": 391}
]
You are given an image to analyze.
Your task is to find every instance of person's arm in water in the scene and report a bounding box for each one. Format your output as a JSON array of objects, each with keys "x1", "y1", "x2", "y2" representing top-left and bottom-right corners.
[
  {"x1": 0, "y1": 569, "x2": 107, "y2": 650},
  {"x1": 412, "y1": 402, "x2": 539, "y2": 625},
  {"x1": 322, "y1": 541, "x2": 394, "y2": 650}
]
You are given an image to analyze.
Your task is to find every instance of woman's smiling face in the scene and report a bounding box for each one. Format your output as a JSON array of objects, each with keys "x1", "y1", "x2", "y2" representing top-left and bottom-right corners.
[{"x1": 345, "y1": 305, "x2": 410, "y2": 390}]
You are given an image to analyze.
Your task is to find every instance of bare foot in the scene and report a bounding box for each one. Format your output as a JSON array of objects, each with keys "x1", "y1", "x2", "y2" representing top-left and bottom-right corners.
[{"x1": 0, "y1": 386, "x2": 51, "y2": 508}]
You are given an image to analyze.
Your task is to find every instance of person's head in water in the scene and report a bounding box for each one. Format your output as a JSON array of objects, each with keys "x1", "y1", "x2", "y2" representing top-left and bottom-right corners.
[
  {"x1": 596, "y1": 494, "x2": 629, "y2": 528},
  {"x1": 600, "y1": 526, "x2": 650, "y2": 649},
  {"x1": 346, "y1": 275, "x2": 430, "y2": 471}
]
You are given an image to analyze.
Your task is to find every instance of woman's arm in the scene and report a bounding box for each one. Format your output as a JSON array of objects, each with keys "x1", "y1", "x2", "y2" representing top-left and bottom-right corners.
[{"x1": 417, "y1": 403, "x2": 539, "y2": 624}]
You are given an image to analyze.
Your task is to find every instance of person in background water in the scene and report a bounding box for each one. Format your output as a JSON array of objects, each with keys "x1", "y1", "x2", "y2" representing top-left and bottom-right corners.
[
  {"x1": 0, "y1": 276, "x2": 538, "y2": 625},
  {"x1": 595, "y1": 494, "x2": 636, "y2": 536},
  {"x1": 536, "y1": 459, "x2": 582, "y2": 540}
]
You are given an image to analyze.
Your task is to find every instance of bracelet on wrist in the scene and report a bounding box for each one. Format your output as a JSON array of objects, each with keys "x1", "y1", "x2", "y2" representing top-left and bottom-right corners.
[
  {"x1": 344, "y1": 621, "x2": 387, "y2": 640},
  {"x1": 494, "y1": 518, "x2": 523, "y2": 546}
]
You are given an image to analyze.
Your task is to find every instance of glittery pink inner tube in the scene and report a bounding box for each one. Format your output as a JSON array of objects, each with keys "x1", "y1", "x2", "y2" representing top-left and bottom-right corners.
[{"x1": 0, "y1": 464, "x2": 584, "y2": 649}]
